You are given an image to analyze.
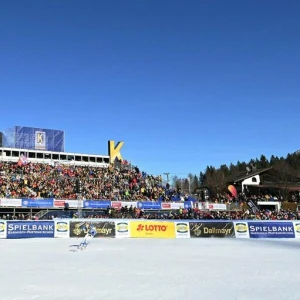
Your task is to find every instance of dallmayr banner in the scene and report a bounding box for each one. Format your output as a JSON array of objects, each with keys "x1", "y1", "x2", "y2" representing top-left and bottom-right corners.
[
  {"x1": 129, "y1": 221, "x2": 176, "y2": 238},
  {"x1": 0, "y1": 220, "x2": 7, "y2": 239},
  {"x1": 69, "y1": 221, "x2": 115, "y2": 238},
  {"x1": 6, "y1": 221, "x2": 55, "y2": 239},
  {"x1": 248, "y1": 222, "x2": 295, "y2": 238},
  {"x1": 189, "y1": 222, "x2": 235, "y2": 238}
]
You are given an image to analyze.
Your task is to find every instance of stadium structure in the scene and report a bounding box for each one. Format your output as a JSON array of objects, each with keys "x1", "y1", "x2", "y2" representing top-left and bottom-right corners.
[{"x1": 0, "y1": 125, "x2": 116, "y2": 166}]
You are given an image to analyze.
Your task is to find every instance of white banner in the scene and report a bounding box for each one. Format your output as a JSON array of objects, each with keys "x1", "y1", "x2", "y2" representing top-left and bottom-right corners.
[
  {"x1": 115, "y1": 221, "x2": 130, "y2": 238},
  {"x1": 175, "y1": 222, "x2": 190, "y2": 238},
  {"x1": 293, "y1": 222, "x2": 300, "y2": 239},
  {"x1": 0, "y1": 220, "x2": 6, "y2": 239},
  {"x1": 0, "y1": 198, "x2": 22, "y2": 207},
  {"x1": 206, "y1": 203, "x2": 227, "y2": 210},
  {"x1": 161, "y1": 202, "x2": 185, "y2": 210},
  {"x1": 54, "y1": 199, "x2": 83, "y2": 208},
  {"x1": 121, "y1": 201, "x2": 137, "y2": 208},
  {"x1": 54, "y1": 220, "x2": 70, "y2": 238},
  {"x1": 233, "y1": 221, "x2": 250, "y2": 238}
]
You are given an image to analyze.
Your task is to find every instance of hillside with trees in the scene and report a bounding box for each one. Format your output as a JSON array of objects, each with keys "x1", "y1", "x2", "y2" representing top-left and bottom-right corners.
[{"x1": 172, "y1": 151, "x2": 300, "y2": 198}]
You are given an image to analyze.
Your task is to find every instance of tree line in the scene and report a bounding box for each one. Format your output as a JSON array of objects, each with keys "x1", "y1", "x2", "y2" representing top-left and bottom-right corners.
[{"x1": 171, "y1": 151, "x2": 300, "y2": 198}]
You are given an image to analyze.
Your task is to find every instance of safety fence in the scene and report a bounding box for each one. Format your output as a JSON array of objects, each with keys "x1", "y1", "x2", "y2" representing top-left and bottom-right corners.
[
  {"x1": 1, "y1": 219, "x2": 300, "y2": 239},
  {"x1": 0, "y1": 198, "x2": 230, "y2": 210}
]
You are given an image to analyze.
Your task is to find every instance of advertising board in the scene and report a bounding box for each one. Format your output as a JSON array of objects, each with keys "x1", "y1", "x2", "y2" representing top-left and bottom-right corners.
[
  {"x1": 136, "y1": 202, "x2": 161, "y2": 209},
  {"x1": 54, "y1": 220, "x2": 70, "y2": 238},
  {"x1": 189, "y1": 222, "x2": 235, "y2": 238},
  {"x1": 233, "y1": 221, "x2": 250, "y2": 238},
  {"x1": 0, "y1": 198, "x2": 22, "y2": 207},
  {"x1": 54, "y1": 200, "x2": 83, "y2": 208},
  {"x1": 175, "y1": 222, "x2": 190, "y2": 238},
  {"x1": 248, "y1": 222, "x2": 295, "y2": 238},
  {"x1": 115, "y1": 221, "x2": 130, "y2": 238},
  {"x1": 14, "y1": 126, "x2": 64, "y2": 152},
  {"x1": 129, "y1": 221, "x2": 175, "y2": 238},
  {"x1": 83, "y1": 200, "x2": 111, "y2": 209},
  {"x1": 22, "y1": 199, "x2": 54, "y2": 208},
  {"x1": 293, "y1": 222, "x2": 300, "y2": 239},
  {"x1": 69, "y1": 221, "x2": 115, "y2": 238},
  {"x1": 6, "y1": 221, "x2": 55, "y2": 239},
  {"x1": 0, "y1": 220, "x2": 7, "y2": 239}
]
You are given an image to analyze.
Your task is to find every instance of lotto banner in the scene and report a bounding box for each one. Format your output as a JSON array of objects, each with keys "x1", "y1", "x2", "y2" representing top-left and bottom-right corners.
[
  {"x1": 0, "y1": 220, "x2": 7, "y2": 239},
  {"x1": 54, "y1": 220, "x2": 70, "y2": 238},
  {"x1": 69, "y1": 221, "x2": 115, "y2": 238},
  {"x1": 189, "y1": 222, "x2": 235, "y2": 238},
  {"x1": 129, "y1": 221, "x2": 176, "y2": 238}
]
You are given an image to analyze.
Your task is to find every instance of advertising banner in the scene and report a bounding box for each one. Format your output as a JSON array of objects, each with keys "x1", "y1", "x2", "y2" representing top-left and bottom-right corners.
[
  {"x1": 6, "y1": 221, "x2": 55, "y2": 239},
  {"x1": 0, "y1": 198, "x2": 22, "y2": 207},
  {"x1": 233, "y1": 221, "x2": 250, "y2": 238},
  {"x1": 54, "y1": 220, "x2": 70, "y2": 238},
  {"x1": 206, "y1": 203, "x2": 227, "y2": 210},
  {"x1": 83, "y1": 200, "x2": 111, "y2": 209},
  {"x1": 293, "y1": 222, "x2": 300, "y2": 239},
  {"x1": 183, "y1": 201, "x2": 193, "y2": 209},
  {"x1": 129, "y1": 221, "x2": 176, "y2": 238},
  {"x1": 54, "y1": 199, "x2": 83, "y2": 208},
  {"x1": 14, "y1": 126, "x2": 64, "y2": 152},
  {"x1": 121, "y1": 201, "x2": 138, "y2": 208},
  {"x1": 111, "y1": 201, "x2": 122, "y2": 209},
  {"x1": 175, "y1": 222, "x2": 190, "y2": 238},
  {"x1": 248, "y1": 222, "x2": 295, "y2": 238},
  {"x1": 22, "y1": 199, "x2": 54, "y2": 208},
  {"x1": 161, "y1": 203, "x2": 185, "y2": 210},
  {"x1": 0, "y1": 220, "x2": 7, "y2": 239},
  {"x1": 69, "y1": 221, "x2": 115, "y2": 238},
  {"x1": 115, "y1": 221, "x2": 130, "y2": 238},
  {"x1": 189, "y1": 222, "x2": 235, "y2": 238},
  {"x1": 136, "y1": 202, "x2": 161, "y2": 209}
]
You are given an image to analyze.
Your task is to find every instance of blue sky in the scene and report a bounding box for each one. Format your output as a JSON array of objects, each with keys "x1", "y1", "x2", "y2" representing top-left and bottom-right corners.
[{"x1": 0, "y1": 0, "x2": 299, "y2": 179}]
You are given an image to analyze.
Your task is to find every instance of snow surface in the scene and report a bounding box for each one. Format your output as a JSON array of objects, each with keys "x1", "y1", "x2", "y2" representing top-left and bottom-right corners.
[{"x1": 1, "y1": 238, "x2": 300, "y2": 300}]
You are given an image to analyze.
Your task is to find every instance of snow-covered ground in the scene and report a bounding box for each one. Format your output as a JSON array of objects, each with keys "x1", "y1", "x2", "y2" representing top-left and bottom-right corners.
[{"x1": 1, "y1": 238, "x2": 300, "y2": 300}]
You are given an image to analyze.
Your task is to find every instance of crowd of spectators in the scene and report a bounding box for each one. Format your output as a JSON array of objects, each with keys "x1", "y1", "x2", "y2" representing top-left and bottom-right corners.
[{"x1": 0, "y1": 161, "x2": 186, "y2": 201}]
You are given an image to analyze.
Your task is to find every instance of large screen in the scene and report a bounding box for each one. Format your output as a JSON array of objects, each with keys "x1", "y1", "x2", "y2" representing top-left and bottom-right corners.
[{"x1": 2, "y1": 126, "x2": 65, "y2": 152}]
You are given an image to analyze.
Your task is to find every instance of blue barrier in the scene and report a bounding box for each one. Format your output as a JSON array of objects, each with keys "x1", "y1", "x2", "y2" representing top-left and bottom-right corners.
[
  {"x1": 84, "y1": 200, "x2": 111, "y2": 208},
  {"x1": 248, "y1": 221, "x2": 295, "y2": 238},
  {"x1": 6, "y1": 221, "x2": 55, "y2": 239},
  {"x1": 22, "y1": 199, "x2": 54, "y2": 208},
  {"x1": 137, "y1": 202, "x2": 162, "y2": 209}
]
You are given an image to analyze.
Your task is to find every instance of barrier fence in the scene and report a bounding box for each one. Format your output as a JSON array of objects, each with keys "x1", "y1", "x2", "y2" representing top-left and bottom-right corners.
[
  {"x1": 0, "y1": 198, "x2": 231, "y2": 210},
  {"x1": 1, "y1": 219, "x2": 300, "y2": 239}
]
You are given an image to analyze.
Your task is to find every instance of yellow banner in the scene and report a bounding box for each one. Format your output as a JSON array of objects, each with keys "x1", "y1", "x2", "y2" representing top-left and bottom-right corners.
[{"x1": 129, "y1": 221, "x2": 175, "y2": 238}]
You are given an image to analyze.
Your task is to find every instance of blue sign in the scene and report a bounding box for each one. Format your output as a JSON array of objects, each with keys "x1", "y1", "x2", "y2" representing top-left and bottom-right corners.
[
  {"x1": 7, "y1": 221, "x2": 55, "y2": 239},
  {"x1": 22, "y1": 199, "x2": 54, "y2": 208},
  {"x1": 84, "y1": 200, "x2": 111, "y2": 209},
  {"x1": 248, "y1": 222, "x2": 295, "y2": 238},
  {"x1": 184, "y1": 201, "x2": 192, "y2": 209},
  {"x1": 136, "y1": 202, "x2": 161, "y2": 209}
]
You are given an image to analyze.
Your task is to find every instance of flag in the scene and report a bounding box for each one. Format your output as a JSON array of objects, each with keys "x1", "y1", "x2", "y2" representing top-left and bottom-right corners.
[{"x1": 17, "y1": 154, "x2": 28, "y2": 166}]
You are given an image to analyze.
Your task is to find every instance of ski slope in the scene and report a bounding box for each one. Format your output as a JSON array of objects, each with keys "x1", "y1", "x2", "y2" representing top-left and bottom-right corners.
[{"x1": 1, "y1": 238, "x2": 300, "y2": 300}]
